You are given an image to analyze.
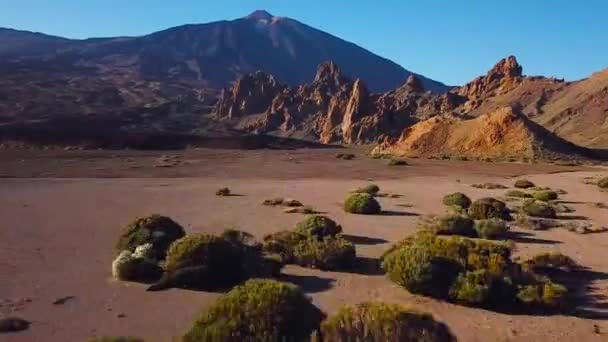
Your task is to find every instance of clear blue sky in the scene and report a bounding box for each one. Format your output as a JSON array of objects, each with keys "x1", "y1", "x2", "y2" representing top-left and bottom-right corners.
[{"x1": 2, "y1": 0, "x2": 607, "y2": 85}]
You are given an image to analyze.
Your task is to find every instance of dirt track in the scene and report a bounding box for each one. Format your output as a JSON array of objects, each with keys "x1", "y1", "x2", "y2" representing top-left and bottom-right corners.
[{"x1": 1, "y1": 148, "x2": 608, "y2": 341}]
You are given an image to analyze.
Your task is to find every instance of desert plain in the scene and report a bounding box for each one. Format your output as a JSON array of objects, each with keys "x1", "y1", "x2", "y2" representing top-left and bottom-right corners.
[{"x1": 1, "y1": 147, "x2": 608, "y2": 342}]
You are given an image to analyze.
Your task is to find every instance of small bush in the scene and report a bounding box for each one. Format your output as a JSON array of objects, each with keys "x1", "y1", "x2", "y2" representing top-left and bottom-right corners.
[
  {"x1": 533, "y1": 191, "x2": 558, "y2": 202},
  {"x1": 215, "y1": 187, "x2": 230, "y2": 196},
  {"x1": 353, "y1": 184, "x2": 381, "y2": 195},
  {"x1": 522, "y1": 200, "x2": 557, "y2": 219},
  {"x1": 388, "y1": 159, "x2": 408, "y2": 166},
  {"x1": 471, "y1": 183, "x2": 508, "y2": 189},
  {"x1": 474, "y1": 219, "x2": 509, "y2": 239},
  {"x1": 382, "y1": 237, "x2": 463, "y2": 298},
  {"x1": 442, "y1": 192, "x2": 472, "y2": 209},
  {"x1": 294, "y1": 215, "x2": 342, "y2": 239},
  {"x1": 161, "y1": 231, "x2": 283, "y2": 290},
  {"x1": 344, "y1": 193, "x2": 382, "y2": 215},
  {"x1": 420, "y1": 215, "x2": 476, "y2": 237},
  {"x1": 449, "y1": 270, "x2": 495, "y2": 306},
  {"x1": 262, "y1": 198, "x2": 284, "y2": 206},
  {"x1": 506, "y1": 190, "x2": 532, "y2": 198},
  {"x1": 598, "y1": 177, "x2": 608, "y2": 189},
  {"x1": 517, "y1": 282, "x2": 568, "y2": 308},
  {"x1": 292, "y1": 236, "x2": 356, "y2": 270},
  {"x1": 262, "y1": 231, "x2": 302, "y2": 262},
  {"x1": 525, "y1": 252, "x2": 577, "y2": 270},
  {"x1": 469, "y1": 198, "x2": 511, "y2": 220},
  {"x1": 514, "y1": 179, "x2": 535, "y2": 189},
  {"x1": 320, "y1": 302, "x2": 456, "y2": 342},
  {"x1": 116, "y1": 215, "x2": 185, "y2": 259},
  {"x1": 184, "y1": 280, "x2": 324, "y2": 341},
  {"x1": 282, "y1": 199, "x2": 303, "y2": 207}
]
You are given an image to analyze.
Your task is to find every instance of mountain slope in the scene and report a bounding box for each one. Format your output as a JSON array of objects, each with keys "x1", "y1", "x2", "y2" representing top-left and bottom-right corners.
[{"x1": 0, "y1": 11, "x2": 447, "y2": 93}]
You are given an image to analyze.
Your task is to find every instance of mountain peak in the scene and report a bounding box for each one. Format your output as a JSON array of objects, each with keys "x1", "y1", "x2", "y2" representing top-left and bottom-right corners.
[{"x1": 246, "y1": 10, "x2": 274, "y2": 21}]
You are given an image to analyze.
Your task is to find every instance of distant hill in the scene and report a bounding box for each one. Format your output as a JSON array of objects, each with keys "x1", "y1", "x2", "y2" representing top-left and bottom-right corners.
[{"x1": 0, "y1": 10, "x2": 448, "y2": 93}]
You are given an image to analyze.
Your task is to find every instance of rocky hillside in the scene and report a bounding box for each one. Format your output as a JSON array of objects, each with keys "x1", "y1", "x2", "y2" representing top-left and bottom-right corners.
[{"x1": 372, "y1": 107, "x2": 597, "y2": 161}]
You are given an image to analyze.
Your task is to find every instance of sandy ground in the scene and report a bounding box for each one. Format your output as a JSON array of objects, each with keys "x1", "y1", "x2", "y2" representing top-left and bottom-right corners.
[{"x1": 1, "y1": 148, "x2": 608, "y2": 341}]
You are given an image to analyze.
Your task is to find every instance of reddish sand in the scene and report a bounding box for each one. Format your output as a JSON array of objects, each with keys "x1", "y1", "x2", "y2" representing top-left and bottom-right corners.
[{"x1": 1, "y1": 148, "x2": 608, "y2": 341}]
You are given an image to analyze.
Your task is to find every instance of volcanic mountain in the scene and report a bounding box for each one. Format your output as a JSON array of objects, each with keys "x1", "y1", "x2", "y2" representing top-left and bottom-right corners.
[
  {"x1": 0, "y1": 10, "x2": 446, "y2": 93},
  {"x1": 371, "y1": 107, "x2": 598, "y2": 161}
]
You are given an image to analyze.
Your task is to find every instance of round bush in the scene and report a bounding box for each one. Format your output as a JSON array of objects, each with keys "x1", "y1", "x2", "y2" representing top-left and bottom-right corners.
[
  {"x1": 468, "y1": 198, "x2": 511, "y2": 220},
  {"x1": 344, "y1": 193, "x2": 381, "y2": 215},
  {"x1": 597, "y1": 177, "x2": 608, "y2": 189},
  {"x1": 533, "y1": 191, "x2": 558, "y2": 202},
  {"x1": 382, "y1": 242, "x2": 462, "y2": 298},
  {"x1": 294, "y1": 215, "x2": 342, "y2": 239},
  {"x1": 116, "y1": 215, "x2": 185, "y2": 259},
  {"x1": 522, "y1": 201, "x2": 557, "y2": 219},
  {"x1": 183, "y1": 279, "x2": 324, "y2": 342},
  {"x1": 164, "y1": 234, "x2": 238, "y2": 272},
  {"x1": 292, "y1": 236, "x2": 356, "y2": 271},
  {"x1": 514, "y1": 179, "x2": 535, "y2": 189},
  {"x1": 320, "y1": 302, "x2": 455, "y2": 342},
  {"x1": 354, "y1": 184, "x2": 381, "y2": 195},
  {"x1": 474, "y1": 219, "x2": 509, "y2": 239},
  {"x1": 442, "y1": 192, "x2": 472, "y2": 209}
]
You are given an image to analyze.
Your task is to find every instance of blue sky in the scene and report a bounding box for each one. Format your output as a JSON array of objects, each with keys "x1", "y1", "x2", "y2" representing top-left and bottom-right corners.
[{"x1": 2, "y1": 0, "x2": 607, "y2": 85}]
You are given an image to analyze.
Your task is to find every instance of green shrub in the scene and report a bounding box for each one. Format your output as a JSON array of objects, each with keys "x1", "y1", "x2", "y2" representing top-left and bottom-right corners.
[
  {"x1": 598, "y1": 177, "x2": 608, "y2": 189},
  {"x1": 517, "y1": 281, "x2": 568, "y2": 308},
  {"x1": 262, "y1": 231, "x2": 302, "y2": 263},
  {"x1": 525, "y1": 252, "x2": 577, "y2": 270},
  {"x1": 215, "y1": 187, "x2": 231, "y2": 196},
  {"x1": 320, "y1": 302, "x2": 456, "y2": 342},
  {"x1": 165, "y1": 234, "x2": 236, "y2": 272},
  {"x1": 116, "y1": 215, "x2": 185, "y2": 259},
  {"x1": 471, "y1": 183, "x2": 507, "y2": 189},
  {"x1": 469, "y1": 198, "x2": 511, "y2": 220},
  {"x1": 506, "y1": 190, "x2": 532, "y2": 198},
  {"x1": 420, "y1": 215, "x2": 476, "y2": 237},
  {"x1": 382, "y1": 236, "x2": 463, "y2": 298},
  {"x1": 353, "y1": 184, "x2": 381, "y2": 195},
  {"x1": 474, "y1": 219, "x2": 509, "y2": 239},
  {"x1": 160, "y1": 231, "x2": 281, "y2": 290},
  {"x1": 294, "y1": 215, "x2": 342, "y2": 239},
  {"x1": 381, "y1": 234, "x2": 572, "y2": 310},
  {"x1": 183, "y1": 279, "x2": 324, "y2": 342},
  {"x1": 533, "y1": 191, "x2": 558, "y2": 202},
  {"x1": 292, "y1": 236, "x2": 356, "y2": 270},
  {"x1": 449, "y1": 270, "x2": 494, "y2": 306},
  {"x1": 87, "y1": 337, "x2": 144, "y2": 342},
  {"x1": 442, "y1": 192, "x2": 472, "y2": 209},
  {"x1": 344, "y1": 193, "x2": 382, "y2": 215},
  {"x1": 514, "y1": 179, "x2": 535, "y2": 189},
  {"x1": 522, "y1": 200, "x2": 557, "y2": 218}
]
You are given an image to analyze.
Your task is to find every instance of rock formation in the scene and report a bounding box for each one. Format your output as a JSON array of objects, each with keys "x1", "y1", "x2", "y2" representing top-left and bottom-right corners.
[{"x1": 372, "y1": 106, "x2": 595, "y2": 161}]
